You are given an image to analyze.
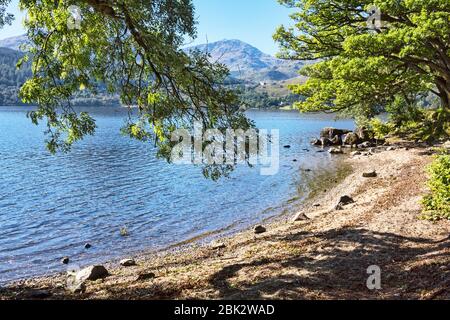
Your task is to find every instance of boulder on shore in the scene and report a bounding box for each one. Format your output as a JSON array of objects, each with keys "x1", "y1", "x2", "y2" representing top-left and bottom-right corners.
[
  {"x1": 330, "y1": 135, "x2": 342, "y2": 146},
  {"x1": 355, "y1": 127, "x2": 373, "y2": 141},
  {"x1": 320, "y1": 127, "x2": 352, "y2": 139},
  {"x1": 343, "y1": 132, "x2": 360, "y2": 146},
  {"x1": 320, "y1": 137, "x2": 333, "y2": 147}
]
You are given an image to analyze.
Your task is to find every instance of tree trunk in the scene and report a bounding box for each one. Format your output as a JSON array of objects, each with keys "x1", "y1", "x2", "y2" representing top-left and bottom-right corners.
[{"x1": 436, "y1": 79, "x2": 450, "y2": 110}]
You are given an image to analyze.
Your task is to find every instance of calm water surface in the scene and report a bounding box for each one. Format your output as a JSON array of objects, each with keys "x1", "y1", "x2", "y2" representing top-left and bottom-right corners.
[{"x1": 0, "y1": 106, "x2": 354, "y2": 283}]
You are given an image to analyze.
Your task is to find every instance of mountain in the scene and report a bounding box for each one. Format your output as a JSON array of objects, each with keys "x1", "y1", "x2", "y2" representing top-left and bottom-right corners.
[
  {"x1": 0, "y1": 45, "x2": 119, "y2": 107},
  {"x1": 0, "y1": 34, "x2": 29, "y2": 51},
  {"x1": 0, "y1": 36, "x2": 303, "y2": 82},
  {"x1": 186, "y1": 39, "x2": 303, "y2": 82},
  {"x1": 0, "y1": 37, "x2": 303, "y2": 108}
]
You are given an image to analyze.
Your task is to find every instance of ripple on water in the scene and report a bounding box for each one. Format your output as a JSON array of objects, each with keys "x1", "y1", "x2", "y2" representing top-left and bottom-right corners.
[{"x1": 0, "y1": 107, "x2": 354, "y2": 283}]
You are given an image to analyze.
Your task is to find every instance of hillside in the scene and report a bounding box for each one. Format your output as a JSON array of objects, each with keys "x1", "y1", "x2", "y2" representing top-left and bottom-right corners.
[
  {"x1": 0, "y1": 34, "x2": 29, "y2": 51},
  {"x1": 0, "y1": 36, "x2": 305, "y2": 108},
  {"x1": 186, "y1": 39, "x2": 303, "y2": 82},
  {"x1": 0, "y1": 47, "x2": 31, "y2": 106}
]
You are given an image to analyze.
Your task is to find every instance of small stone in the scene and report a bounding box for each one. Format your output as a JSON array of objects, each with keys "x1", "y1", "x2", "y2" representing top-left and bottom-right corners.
[
  {"x1": 418, "y1": 150, "x2": 433, "y2": 156},
  {"x1": 120, "y1": 258, "x2": 137, "y2": 267},
  {"x1": 136, "y1": 272, "x2": 156, "y2": 281},
  {"x1": 84, "y1": 243, "x2": 92, "y2": 249},
  {"x1": 363, "y1": 170, "x2": 377, "y2": 178},
  {"x1": 313, "y1": 203, "x2": 321, "y2": 207},
  {"x1": 61, "y1": 257, "x2": 70, "y2": 264},
  {"x1": 68, "y1": 282, "x2": 86, "y2": 294},
  {"x1": 292, "y1": 212, "x2": 310, "y2": 222},
  {"x1": 329, "y1": 147, "x2": 343, "y2": 154},
  {"x1": 335, "y1": 195, "x2": 355, "y2": 210},
  {"x1": 211, "y1": 242, "x2": 226, "y2": 250},
  {"x1": 339, "y1": 195, "x2": 355, "y2": 205},
  {"x1": 357, "y1": 141, "x2": 374, "y2": 149},
  {"x1": 386, "y1": 147, "x2": 396, "y2": 151},
  {"x1": 22, "y1": 289, "x2": 51, "y2": 299},
  {"x1": 76, "y1": 265, "x2": 109, "y2": 282},
  {"x1": 254, "y1": 225, "x2": 267, "y2": 234},
  {"x1": 351, "y1": 151, "x2": 362, "y2": 156}
]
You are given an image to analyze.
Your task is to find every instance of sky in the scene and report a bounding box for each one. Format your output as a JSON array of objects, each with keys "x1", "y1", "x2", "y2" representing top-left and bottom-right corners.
[{"x1": 0, "y1": 0, "x2": 294, "y2": 55}]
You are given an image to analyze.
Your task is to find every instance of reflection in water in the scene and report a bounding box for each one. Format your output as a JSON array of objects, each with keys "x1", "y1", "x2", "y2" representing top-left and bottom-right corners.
[{"x1": 0, "y1": 107, "x2": 354, "y2": 283}]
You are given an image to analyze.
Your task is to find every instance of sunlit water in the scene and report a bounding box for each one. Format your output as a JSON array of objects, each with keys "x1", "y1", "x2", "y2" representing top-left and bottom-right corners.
[{"x1": 0, "y1": 106, "x2": 354, "y2": 283}]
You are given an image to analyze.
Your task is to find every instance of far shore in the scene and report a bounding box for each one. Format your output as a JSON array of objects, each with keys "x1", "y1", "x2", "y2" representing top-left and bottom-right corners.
[{"x1": 1, "y1": 141, "x2": 450, "y2": 300}]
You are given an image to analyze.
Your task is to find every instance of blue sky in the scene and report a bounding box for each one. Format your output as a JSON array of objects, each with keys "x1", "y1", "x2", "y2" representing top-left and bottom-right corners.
[{"x1": 0, "y1": 0, "x2": 293, "y2": 55}]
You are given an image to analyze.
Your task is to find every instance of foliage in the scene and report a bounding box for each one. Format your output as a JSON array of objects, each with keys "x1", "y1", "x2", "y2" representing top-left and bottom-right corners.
[
  {"x1": 4, "y1": 0, "x2": 252, "y2": 178},
  {"x1": 422, "y1": 150, "x2": 450, "y2": 220},
  {"x1": 238, "y1": 85, "x2": 302, "y2": 109},
  {"x1": 0, "y1": 0, "x2": 13, "y2": 29},
  {"x1": 274, "y1": 0, "x2": 450, "y2": 138},
  {"x1": 368, "y1": 118, "x2": 394, "y2": 140}
]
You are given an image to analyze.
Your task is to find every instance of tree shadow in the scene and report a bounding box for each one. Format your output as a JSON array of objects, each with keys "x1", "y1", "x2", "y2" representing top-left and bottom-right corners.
[{"x1": 208, "y1": 227, "x2": 450, "y2": 299}]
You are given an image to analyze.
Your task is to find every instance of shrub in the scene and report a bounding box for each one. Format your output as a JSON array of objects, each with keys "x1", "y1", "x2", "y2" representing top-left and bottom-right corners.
[
  {"x1": 368, "y1": 118, "x2": 394, "y2": 140},
  {"x1": 422, "y1": 151, "x2": 450, "y2": 220}
]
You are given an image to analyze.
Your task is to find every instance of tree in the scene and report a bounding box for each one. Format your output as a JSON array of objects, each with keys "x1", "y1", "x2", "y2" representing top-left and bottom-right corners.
[
  {"x1": 1, "y1": 0, "x2": 252, "y2": 168},
  {"x1": 274, "y1": 0, "x2": 450, "y2": 139},
  {"x1": 0, "y1": 0, "x2": 13, "y2": 28}
]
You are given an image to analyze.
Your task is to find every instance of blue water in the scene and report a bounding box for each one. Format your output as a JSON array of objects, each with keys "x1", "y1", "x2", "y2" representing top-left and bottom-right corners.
[{"x1": 0, "y1": 106, "x2": 354, "y2": 283}]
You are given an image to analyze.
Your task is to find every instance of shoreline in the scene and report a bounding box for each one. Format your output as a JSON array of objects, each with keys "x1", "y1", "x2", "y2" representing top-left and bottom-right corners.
[{"x1": 2, "y1": 144, "x2": 450, "y2": 299}]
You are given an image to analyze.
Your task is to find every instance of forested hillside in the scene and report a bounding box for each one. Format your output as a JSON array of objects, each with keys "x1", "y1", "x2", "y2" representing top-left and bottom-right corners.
[
  {"x1": 0, "y1": 47, "x2": 30, "y2": 105},
  {"x1": 0, "y1": 37, "x2": 303, "y2": 109}
]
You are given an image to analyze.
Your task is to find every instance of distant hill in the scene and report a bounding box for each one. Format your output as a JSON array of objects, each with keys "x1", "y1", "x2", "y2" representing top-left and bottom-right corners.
[
  {"x1": 0, "y1": 34, "x2": 29, "y2": 51},
  {"x1": 0, "y1": 45, "x2": 119, "y2": 107},
  {"x1": 0, "y1": 36, "x2": 305, "y2": 108},
  {"x1": 0, "y1": 47, "x2": 31, "y2": 105},
  {"x1": 186, "y1": 39, "x2": 303, "y2": 82}
]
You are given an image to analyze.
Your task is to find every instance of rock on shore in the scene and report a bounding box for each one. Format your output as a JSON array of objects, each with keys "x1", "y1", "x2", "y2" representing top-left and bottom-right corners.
[{"x1": 311, "y1": 126, "x2": 383, "y2": 150}]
